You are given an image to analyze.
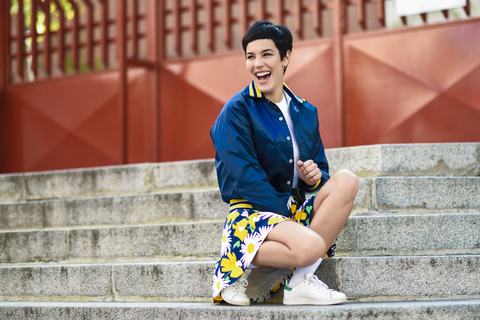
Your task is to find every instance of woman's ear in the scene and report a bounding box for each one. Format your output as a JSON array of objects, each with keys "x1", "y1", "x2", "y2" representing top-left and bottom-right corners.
[{"x1": 283, "y1": 50, "x2": 291, "y2": 68}]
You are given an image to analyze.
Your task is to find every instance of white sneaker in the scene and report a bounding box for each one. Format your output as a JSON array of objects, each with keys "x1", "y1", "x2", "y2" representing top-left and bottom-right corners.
[
  {"x1": 221, "y1": 271, "x2": 250, "y2": 306},
  {"x1": 283, "y1": 273, "x2": 347, "y2": 305}
]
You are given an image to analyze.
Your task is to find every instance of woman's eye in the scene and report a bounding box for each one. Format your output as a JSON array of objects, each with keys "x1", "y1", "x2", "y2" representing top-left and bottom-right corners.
[{"x1": 247, "y1": 55, "x2": 254, "y2": 60}]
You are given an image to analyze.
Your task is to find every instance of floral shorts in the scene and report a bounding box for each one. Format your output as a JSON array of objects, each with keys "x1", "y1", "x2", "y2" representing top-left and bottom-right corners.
[{"x1": 211, "y1": 191, "x2": 337, "y2": 303}]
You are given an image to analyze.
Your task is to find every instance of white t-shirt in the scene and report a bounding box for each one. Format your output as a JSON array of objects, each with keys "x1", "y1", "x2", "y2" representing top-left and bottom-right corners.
[{"x1": 275, "y1": 91, "x2": 300, "y2": 188}]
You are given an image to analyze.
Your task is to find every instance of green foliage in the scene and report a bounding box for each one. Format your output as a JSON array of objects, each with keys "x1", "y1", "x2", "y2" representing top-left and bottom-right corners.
[{"x1": 10, "y1": 0, "x2": 83, "y2": 36}]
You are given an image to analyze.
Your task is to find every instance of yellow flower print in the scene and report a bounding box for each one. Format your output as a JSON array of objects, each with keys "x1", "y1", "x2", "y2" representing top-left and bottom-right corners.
[
  {"x1": 226, "y1": 211, "x2": 240, "y2": 225},
  {"x1": 233, "y1": 218, "x2": 249, "y2": 241},
  {"x1": 290, "y1": 203, "x2": 297, "y2": 214},
  {"x1": 220, "y1": 252, "x2": 244, "y2": 278},
  {"x1": 293, "y1": 209, "x2": 307, "y2": 221},
  {"x1": 247, "y1": 212, "x2": 259, "y2": 230},
  {"x1": 268, "y1": 216, "x2": 285, "y2": 225}
]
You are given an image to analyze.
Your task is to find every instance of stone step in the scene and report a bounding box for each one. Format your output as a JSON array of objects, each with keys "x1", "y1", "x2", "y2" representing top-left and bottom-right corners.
[
  {"x1": 1, "y1": 300, "x2": 480, "y2": 320},
  {"x1": 0, "y1": 189, "x2": 229, "y2": 231},
  {"x1": 318, "y1": 255, "x2": 480, "y2": 303},
  {"x1": 327, "y1": 142, "x2": 480, "y2": 178},
  {"x1": 1, "y1": 143, "x2": 478, "y2": 204},
  {"x1": 2, "y1": 175, "x2": 479, "y2": 231},
  {"x1": 1, "y1": 256, "x2": 479, "y2": 303},
  {"x1": 0, "y1": 160, "x2": 218, "y2": 204},
  {"x1": 1, "y1": 213, "x2": 479, "y2": 264},
  {"x1": 356, "y1": 176, "x2": 480, "y2": 214}
]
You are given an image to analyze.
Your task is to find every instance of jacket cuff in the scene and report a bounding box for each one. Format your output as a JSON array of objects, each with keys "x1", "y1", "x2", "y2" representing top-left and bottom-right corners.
[{"x1": 299, "y1": 179, "x2": 321, "y2": 193}]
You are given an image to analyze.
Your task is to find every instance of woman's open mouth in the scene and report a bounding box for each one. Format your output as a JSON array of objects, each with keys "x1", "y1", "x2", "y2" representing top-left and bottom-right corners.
[{"x1": 256, "y1": 71, "x2": 271, "y2": 83}]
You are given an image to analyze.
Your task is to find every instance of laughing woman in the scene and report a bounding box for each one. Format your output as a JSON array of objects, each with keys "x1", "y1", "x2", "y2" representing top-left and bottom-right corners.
[{"x1": 210, "y1": 21, "x2": 359, "y2": 306}]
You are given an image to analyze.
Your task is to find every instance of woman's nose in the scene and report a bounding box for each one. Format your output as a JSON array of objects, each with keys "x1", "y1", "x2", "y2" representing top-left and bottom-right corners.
[{"x1": 254, "y1": 57, "x2": 264, "y2": 67}]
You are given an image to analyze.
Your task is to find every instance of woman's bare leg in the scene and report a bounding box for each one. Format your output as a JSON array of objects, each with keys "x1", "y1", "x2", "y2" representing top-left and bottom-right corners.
[
  {"x1": 252, "y1": 170, "x2": 359, "y2": 266},
  {"x1": 251, "y1": 221, "x2": 326, "y2": 268},
  {"x1": 309, "y1": 170, "x2": 359, "y2": 255}
]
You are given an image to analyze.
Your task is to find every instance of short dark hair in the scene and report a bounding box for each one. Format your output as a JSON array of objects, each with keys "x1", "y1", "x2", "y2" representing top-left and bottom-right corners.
[{"x1": 242, "y1": 21, "x2": 293, "y2": 60}]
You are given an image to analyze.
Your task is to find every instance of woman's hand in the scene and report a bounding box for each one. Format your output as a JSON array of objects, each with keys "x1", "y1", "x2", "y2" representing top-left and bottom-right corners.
[{"x1": 297, "y1": 160, "x2": 322, "y2": 187}]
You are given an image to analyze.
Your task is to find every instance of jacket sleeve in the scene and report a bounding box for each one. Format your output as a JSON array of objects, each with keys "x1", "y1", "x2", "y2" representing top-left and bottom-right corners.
[{"x1": 211, "y1": 102, "x2": 291, "y2": 216}]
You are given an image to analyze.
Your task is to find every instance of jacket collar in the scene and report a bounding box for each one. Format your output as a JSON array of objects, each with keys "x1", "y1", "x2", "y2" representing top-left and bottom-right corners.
[{"x1": 245, "y1": 81, "x2": 306, "y2": 104}]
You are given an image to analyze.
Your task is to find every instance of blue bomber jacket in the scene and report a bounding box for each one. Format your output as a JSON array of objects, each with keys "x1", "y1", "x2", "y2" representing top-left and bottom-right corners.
[{"x1": 210, "y1": 81, "x2": 330, "y2": 217}]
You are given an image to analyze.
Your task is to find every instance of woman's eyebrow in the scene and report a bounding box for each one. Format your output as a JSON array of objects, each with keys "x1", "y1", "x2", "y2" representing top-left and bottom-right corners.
[{"x1": 246, "y1": 48, "x2": 275, "y2": 55}]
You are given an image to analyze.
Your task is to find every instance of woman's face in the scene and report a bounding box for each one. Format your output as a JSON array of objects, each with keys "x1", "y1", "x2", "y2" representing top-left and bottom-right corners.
[{"x1": 245, "y1": 39, "x2": 290, "y2": 103}]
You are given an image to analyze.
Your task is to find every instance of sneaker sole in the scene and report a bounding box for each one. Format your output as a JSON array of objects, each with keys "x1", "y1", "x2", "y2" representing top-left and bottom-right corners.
[
  {"x1": 283, "y1": 296, "x2": 347, "y2": 306},
  {"x1": 221, "y1": 295, "x2": 251, "y2": 306}
]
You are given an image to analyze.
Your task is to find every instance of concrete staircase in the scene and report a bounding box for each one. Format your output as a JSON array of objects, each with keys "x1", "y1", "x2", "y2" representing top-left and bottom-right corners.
[{"x1": 0, "y1": 143, "x2": 479, "y2": 319}]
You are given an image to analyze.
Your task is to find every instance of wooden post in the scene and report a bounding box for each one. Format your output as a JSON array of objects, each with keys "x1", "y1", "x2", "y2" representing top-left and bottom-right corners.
[
  {"x1": 147, "y1": 0, "x2": 162, "y2": 162},
  {"x1": 118, "y1": 0, "x2": 128, "y2": 164},
  {"x1": 0, "y1": 0, "x2": 9, "y2": 172},
  {"x1": 333, "y1": 0, "x2": 346, "y2": 147}
]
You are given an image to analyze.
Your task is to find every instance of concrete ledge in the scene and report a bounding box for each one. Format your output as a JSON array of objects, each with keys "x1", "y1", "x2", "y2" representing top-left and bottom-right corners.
[
  {"x1": 0, "y1": 264, "x2": 112, "y2": 298},
  {"x1": 67, "y1": 222, "x2": 223, "y2": 261},
  {"x1": 0, "y1": 300, "x2": 480, "y2": 320},
  {"x1": 327, "y1": 143, "x2": 480, "y2": 178},
  {"x1": 1, "y1": 143, "x2": 478, "y2": 204},
  {"x1": 318, "y1": 255, "x2": 480, "y2": 302},
  {"x1": 1, "y1": 256, "x2": 480, "y2": 302},
  {"x1": 375, "y1": 177, "x2": 480, "y2": 213},
  {"x1": 0, "y1": 189, "x2": 229, "y2": 230},
  {"x1": 0, "y1": 160, "x2": 218, "y2": 204},
  {"x1": 2, "y1": 212, "x2": 479, "y2": 263}
]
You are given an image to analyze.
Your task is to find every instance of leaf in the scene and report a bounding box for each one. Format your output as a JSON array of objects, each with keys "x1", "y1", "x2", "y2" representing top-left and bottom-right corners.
[{"x1": 233, "y1": 240, "x2": 241, "y2": 249}]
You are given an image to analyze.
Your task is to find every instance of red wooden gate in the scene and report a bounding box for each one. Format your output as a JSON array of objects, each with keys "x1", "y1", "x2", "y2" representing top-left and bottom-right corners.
[{"x1": 1, "y1": 0, "x2": 479, "y2": 173}]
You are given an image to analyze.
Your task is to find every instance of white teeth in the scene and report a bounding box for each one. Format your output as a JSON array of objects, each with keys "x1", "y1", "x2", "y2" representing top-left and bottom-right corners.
[{"x1": 256, "y1": 72, "x2": 271, "y2": 77}]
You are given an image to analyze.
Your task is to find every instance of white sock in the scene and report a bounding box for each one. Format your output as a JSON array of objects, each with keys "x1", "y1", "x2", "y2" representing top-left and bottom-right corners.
[
  {"x1": 287, "y1": 257, "x2": 323, "y2": 288},
  {"x1": 247, "y1": 263, "x2": 258, "y2": 270}
]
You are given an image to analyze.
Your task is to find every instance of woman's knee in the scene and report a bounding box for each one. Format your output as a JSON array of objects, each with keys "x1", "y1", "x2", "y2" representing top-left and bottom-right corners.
[
  {"x1": 293, "y1": 233, "x2": 326, "y2": 267},
  {"x1": 332, "y1": 170, "x2": 359, "y2": 199}
]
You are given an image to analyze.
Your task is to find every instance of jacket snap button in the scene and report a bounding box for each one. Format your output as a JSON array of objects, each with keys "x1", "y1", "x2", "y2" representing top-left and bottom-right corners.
[{"x1": 279, "y1": 117, "x2": 283, "y2": 121}]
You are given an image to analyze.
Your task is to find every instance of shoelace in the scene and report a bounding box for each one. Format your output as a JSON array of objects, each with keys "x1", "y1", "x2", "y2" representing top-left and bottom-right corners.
[
  {"x1": 308, "y1": 275, "x2": 332, "y2": 291},
  {"x1": 231, "y1": 275, "x2": 248, "y2": 293}
]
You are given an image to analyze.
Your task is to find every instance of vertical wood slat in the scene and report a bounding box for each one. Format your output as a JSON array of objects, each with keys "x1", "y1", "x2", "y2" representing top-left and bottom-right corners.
[
  {"x1": 240, "y1": 0, "x2": 248, "y2": 35},
  {"x1": 333, "y1": 0, "x2": 346, "y2": 146},
  {"x1": 357, "y1": 0, "x2": 365, "y2": 29},
  {"x1": 1, "y1": 0, "x2": 9, "y2": 172},
  {"x1": 83, "y1": 0, "x2": 94, "y2": 70},
  {"x1": 118, "y1": 0, "x2": 128, "y2": 164},
  {"x1": 464, "y1": 0, "x2": 471, "y2": 16},
  {"x1": 132, "y1": 0, "x2": 139, "y2": 59},
  {"x1": 160, "y1": 0, "x2": 166, "y2": 61},
  {"x1": 276, "y1": 0, "x2": 284, "y2": 25},
  {"x1": 420, "y1": 13, "x2": 427, "y2": 23},
  {"x1": 223, "y1": 0, "x2": 231, "y2": 49},
  {"x1": 36, "y1": 0, "x2": 51, "y2": 76},
  {"x1": 173, "y1": 0, "x2": 181, "y2": 56},
  {"x1": 295, "y1": 0, "x2": 303, "y2": 39},
  {"x1": 191, "y1": 0, "x2": 198, "y2": 53},
  {"x1": 31, "y1": 0, "x2": 38, "y2": 77},
  {"x1": 70, "y1": 1, "x2": 80, "y2": 71},
  {"x1": 52, "y1": 0, "x2": 65, "y2": 73},
  {"x1": 99, "y1": 0, "x2": 109, "y2": 68},
  {"x1": 206, "y1": 0, "x2": 214, "y2": 51},
  {"x1": 377, "y1": 0, "x2": 385, "y2": 26},
  {"x1": 17, "y1": 0, "x2": 24, "y2": 80},
  {"x1": 258, "y1": 0, "x2": 266, "y2": 21},
  {"x1": 5, "y1": 0, "x2": 11, "y2": 83},
  {"x1": 313, "y1": 0, "x2": 322, "y2": 36}
]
